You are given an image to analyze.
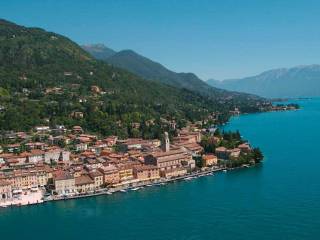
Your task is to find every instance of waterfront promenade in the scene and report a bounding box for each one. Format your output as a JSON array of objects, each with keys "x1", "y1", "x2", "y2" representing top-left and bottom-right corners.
[
  {"x1": 1, "y1": 166, "x2": 228, "y2": 208},
  {"x1": 0, "y1": 189, "x2": 43, "y2": 207},
  {"x1": 47, "y1": 166, "x2": 225, "y2": 202}
]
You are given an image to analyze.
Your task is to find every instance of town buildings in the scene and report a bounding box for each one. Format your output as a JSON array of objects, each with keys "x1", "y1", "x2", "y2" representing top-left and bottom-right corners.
[
  {"x1": 202, "y1": 154, "x2": 218, "y2": 167},
  {"x1": 0, "y1": 180, "x2": 12, "y2": 200},
  {"x1": 145, "y1": 132, "x2": 196, "y2": 177},
  {"x1": 0, "y1": 123, "x2": 255, "y2": 201},
  {"x1": 99, "y1": 165, "x2": 120, "y2": 185},
  {"x1": 53, "y1": 171, "x2": 75, "y2": 195}
]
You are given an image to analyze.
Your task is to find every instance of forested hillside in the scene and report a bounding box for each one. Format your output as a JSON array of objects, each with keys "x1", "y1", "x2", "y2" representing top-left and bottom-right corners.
[{"x1": 0, "y1": 19, "x2": 268, "y2": 138}]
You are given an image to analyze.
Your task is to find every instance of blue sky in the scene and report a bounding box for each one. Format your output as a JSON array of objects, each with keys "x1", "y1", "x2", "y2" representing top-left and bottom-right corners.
[{"x1": 1, "y1": 0, "x2": 320, "y2": 79}]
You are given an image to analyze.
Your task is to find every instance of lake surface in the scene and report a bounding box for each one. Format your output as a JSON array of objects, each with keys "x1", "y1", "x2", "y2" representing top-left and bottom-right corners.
[{"x1": 1, "y1": 98, "x2": 320, "y2": 240}]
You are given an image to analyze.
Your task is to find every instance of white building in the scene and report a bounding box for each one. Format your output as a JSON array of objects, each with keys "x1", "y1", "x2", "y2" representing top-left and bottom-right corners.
[{"x1": 44, "y1": 148, "x2": 70, "y2": 164}]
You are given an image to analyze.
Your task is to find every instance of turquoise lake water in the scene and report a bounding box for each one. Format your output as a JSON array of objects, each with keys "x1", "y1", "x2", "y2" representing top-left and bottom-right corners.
[{"x1": 1, "y1": 98, "x2": 320, "y2": 240}]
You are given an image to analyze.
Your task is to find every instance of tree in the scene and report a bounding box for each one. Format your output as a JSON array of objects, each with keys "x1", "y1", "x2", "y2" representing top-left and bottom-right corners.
[
  {"x1": 200, "y1": 135, "x2": 216, "y2": 153},
  {"x1": 252, "y1": 148, "x2": 264, "y2": 163}
]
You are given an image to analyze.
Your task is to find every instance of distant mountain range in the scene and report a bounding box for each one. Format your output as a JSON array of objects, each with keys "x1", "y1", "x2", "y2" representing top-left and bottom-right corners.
[
  {"x1": 207, "y1": 65, "x2": 320, "y2": 98},
  {"x1": 81, "y1": 44, "x2": 233, "y2": 97}
]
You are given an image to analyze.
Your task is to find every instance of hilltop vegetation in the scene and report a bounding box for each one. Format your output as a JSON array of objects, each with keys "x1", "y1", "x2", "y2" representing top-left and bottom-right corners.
[
  {"x1": 0, "y1": 19, "x2": 268, "y2": 138},
  {"x1": 82, "y1": 44, "x2": 263, "y2": 100},
  {"x1": 82, "y1": 44, "x2": 116, "y2": 59}
]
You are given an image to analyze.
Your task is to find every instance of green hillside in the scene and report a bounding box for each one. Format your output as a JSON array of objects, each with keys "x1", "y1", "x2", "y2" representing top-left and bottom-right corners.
[
  {"x1": 0, "y1": 19, "x2": 267, "y2": 138},
  {"x1": 82, "y1": 44, "x2": 262, "y2": 100},
  {"x1": 82, "y1": 44, "x2": 116, "y2": 60}
]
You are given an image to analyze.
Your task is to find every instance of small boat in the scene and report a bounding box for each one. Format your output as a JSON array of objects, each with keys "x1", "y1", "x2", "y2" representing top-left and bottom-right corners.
[
  {"x1": 223, "y1": 169, "x2": 227, "y2": 173},
  {"x1": 131, "y1": 187, "x2": 141, "y2": 191},
  {"x1": 160, "y1": 182, "x2": 166, "y2": 186},
  {"x1": 146, "y1": 184, "x2": 153, "y2": 187},
  {"x1": 31, "y1": 186, "x2": 38, "y2": 192},
  {"x1": 106, "y1": 191, "x2": 112, "y2": 195},
  {"x1": 120, "y1": 189, "x2": 127, "y2": 193}
]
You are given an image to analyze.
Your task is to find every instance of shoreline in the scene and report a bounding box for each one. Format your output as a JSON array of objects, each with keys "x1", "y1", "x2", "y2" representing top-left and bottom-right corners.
[
  {"x1": 1, "y1": 164, "x2": 254, "y2": 209},
  {"x1": 47, "y1": 166, "x2": 227, "y2": 202}
]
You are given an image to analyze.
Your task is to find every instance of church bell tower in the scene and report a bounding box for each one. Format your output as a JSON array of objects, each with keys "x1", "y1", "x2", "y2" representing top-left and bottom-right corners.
[{"x1": 162, "y1": 132, "x2": 170, "y2": 152}]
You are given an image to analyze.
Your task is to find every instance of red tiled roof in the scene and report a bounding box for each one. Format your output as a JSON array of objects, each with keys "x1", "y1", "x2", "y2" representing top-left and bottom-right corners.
[{"x1": 75, "y1": 175, "x2": 94, "y2": 185}]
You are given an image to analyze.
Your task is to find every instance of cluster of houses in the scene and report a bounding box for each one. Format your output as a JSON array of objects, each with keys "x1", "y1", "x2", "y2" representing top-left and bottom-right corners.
[
  {"x1": 0, "y1": 123, "x2": 254, "y2": 202},
  {"x1": 0, "y1": 124, "x2": 216, "y2": 201}
]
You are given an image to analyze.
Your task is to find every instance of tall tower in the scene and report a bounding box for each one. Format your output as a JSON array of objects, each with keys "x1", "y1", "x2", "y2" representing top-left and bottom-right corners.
[{"x1": 162, "y1": 132, "x2": 170, "y2": 152}]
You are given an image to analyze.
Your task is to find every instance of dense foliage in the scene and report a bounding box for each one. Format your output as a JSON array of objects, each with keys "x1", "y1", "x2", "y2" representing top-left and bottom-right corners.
[
  {"x1": 201, "y1": 130, "x2": 264, "y2": 167},
  {"x1": 0, "y1": 19, "x2": 267, "y2": 138}
]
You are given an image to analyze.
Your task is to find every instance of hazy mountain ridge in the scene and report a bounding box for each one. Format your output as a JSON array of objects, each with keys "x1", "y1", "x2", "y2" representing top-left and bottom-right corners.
[
  {"x1": 207, "y1": 65, "x2": 320, "y2": 98},
  {"x1": 82, "y1": 44, "x2": 116, "y2": 59},
  {"x1": 82, "y1": 44, "x2": 240, "y2": 97}
]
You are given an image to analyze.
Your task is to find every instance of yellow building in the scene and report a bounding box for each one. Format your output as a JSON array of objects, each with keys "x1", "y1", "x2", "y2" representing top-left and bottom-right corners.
[
  {"x1": 133, "y1": 165, "x2": 160, "y2": 181},
  {"x1": 53, "y1": 171, "x2": 75, "y2": 195},
  {"x1": 162, "y1": 167, "x2": 187, "y2": 178},
  {"x1": 3, "y1": 170, "x2": 38, "y2": 189},
  {"x1": 89, "y1": 170, "x2": 104, "y2": 189},
  {"x1": 99, "y1": 165, "x2": 120, "y2": 185},
  {"x1": 118, "y1": 166, "x2": 134, "y2": 181},
  {"x1": 202, "y1": 154, "x2": 218, "y2": 167},
  {"x1": 35, "y1": 166, "x2": 53, "y2": 187}
]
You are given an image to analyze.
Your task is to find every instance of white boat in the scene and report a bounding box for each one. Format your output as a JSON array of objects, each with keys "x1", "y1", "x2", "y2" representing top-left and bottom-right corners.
[
  {"x1": 120, "y1": 189, "x2": 127, "y2": 193},
  {"x1": 131, "y1": 187, "x2": 141, "y2": 191},
  {"x1": 31, "y1": 186, "x2": 38, "y2": 192},
  {"x1": 12, "y1": 189, "x2": 23, "y2": 195},
  {"x1": 184, "y1": 177, "x2": 192, "y2": 181},
  {"x1": 106, "y1": 191, "x2": 112, "y2": 195},
  {"x1": 223, "y1": 169, "x2": 227, "y2": 172}
]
